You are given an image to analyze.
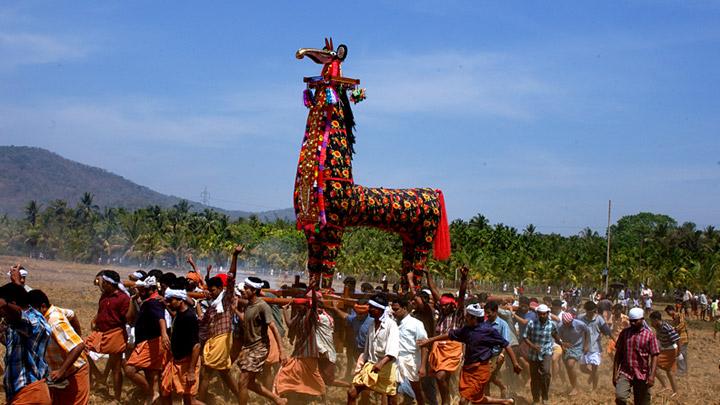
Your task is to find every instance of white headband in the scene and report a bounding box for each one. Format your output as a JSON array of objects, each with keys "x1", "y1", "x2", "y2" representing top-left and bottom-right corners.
[
  {"x1": 165, "y1": 288, "x2": 187, "y2": 301},
  {"x1": 234, "y1": 282, "x2": 245, "y2": 296},
  {"x1": 8, "y1": 270, "x2": 29, "y2": 277},
  {"x1": 135, "y1": 276, "x2": 157, "y2": 288},
  {"x1": 101, "y1": 275, "x2": 118, "y2": 285},
  {"x1": 131, "y1": 271, "x2": 144, "y2": 279},
  {"x1": 466, "y1": 303, "x2": 485, "y2": 318},
  {"x1": 244, "y1": 278, "x2": 263, "y2": 290},
  {"x1": 368, "y1": 299, "x2": 386, "y2": 310}
]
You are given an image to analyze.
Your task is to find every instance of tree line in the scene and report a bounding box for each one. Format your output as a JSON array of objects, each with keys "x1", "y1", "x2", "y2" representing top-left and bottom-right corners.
[{"x1": 0, "y1": 193, "x2": 718, "y2": 293}]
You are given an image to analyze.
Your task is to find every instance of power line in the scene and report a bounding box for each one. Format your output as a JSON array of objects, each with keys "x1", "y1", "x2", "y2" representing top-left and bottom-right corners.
[{"x1": 200, "y1": 187, "x2": 209, "y2": 206}]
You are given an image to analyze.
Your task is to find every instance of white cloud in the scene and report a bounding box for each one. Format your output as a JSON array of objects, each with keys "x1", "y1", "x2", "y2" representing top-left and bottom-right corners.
[
  {"x1": 350, "y1": 51, "x2": 558, "y2": 120},
  {"x1": 0, "y1": 86, "x2": 309, "y2": 147},
  {"x1": 0, "y1": 32, "x2": 89, "y2": 70}
]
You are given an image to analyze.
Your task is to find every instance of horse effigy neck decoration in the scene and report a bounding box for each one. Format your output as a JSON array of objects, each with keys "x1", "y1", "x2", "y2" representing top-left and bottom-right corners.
[{"x1": 294, "y1": 38, "x2": 451, "y2": 289}]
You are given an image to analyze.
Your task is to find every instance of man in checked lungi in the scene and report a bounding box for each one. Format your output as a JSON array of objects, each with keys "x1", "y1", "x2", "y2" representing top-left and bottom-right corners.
[{"x1": 237, "y1": 275, "x2": 287, "y2": 405}]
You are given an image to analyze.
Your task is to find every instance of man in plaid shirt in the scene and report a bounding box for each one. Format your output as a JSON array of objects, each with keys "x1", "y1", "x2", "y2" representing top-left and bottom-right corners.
[
  {"x1": 521, "y1": 304, "x2": 561, "y2": 405},
  {"x1": 613, "y1": 307, "x2": 660, "y2": 405},
  {"x1": 28, "y1": 289, "x2": 89, "y2": 405},
  {"x1": 198, "y1": 244, "x2": 241, "y2": 402},
  {"x1": 0, "y1": 279, "x2": 52, "y2": 405}
]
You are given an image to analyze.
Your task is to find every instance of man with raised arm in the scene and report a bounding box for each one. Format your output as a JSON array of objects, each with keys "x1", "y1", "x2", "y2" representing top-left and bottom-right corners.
[
  {"x1": 426, "y1": 266, "x2": 469, "y2": 405},
  {"x1": 275, "y1": 287, "x2": 347, "y2": 403},
  {"x1": 198, "y1": 245, "x2": 242, "y2": 402}
]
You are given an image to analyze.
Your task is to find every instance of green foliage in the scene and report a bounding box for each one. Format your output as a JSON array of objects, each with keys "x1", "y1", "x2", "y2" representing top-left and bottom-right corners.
[{"x1": 0, "y1": 197, "x2": 717, "y2": 291}]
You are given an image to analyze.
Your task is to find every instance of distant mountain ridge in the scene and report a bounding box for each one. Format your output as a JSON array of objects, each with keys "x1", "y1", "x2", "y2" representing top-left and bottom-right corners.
[{"x1": 0, "y1": 146, "x2": 294, "y2": 221}]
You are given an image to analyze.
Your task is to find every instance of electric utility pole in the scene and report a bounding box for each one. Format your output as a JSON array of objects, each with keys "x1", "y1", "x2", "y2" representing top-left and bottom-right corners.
[{"x1": 605, "y1": 200, "x2": 612, "y2": 294}]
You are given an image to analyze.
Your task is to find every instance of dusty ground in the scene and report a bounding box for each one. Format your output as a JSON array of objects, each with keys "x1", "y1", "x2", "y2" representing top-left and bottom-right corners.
[{"x1": 1, "y1": 255, "x2": 719, "y2": 404}]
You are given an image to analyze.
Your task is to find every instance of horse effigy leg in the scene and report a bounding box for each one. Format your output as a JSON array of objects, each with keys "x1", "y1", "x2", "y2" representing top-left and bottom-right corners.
[
  {"x1": 306, "y1": 226, "x2": 345, "y2": 289},
  {"x1": 410, "y1": 238, "x2": 433, "y2": 289},
  {"x1": 306, "y1": 234, "x2": 324, "y2": 288},
  {"x1": 400, "y1": 239, "x2": 416, "y2": 291}
]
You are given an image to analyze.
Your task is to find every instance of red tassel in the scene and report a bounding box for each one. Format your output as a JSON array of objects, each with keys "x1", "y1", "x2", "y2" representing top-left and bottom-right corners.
[{"x1": 433, "y1": 189, "x2": 451, "y2": 261}]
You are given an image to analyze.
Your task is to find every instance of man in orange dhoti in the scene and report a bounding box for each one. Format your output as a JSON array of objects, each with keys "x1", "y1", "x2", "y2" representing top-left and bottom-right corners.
[
  {"x1": 124, "y1": 276, "x2": 169, "y2": 405},
  {"x1": 607, "y1": 304, "x2": 630, "y2": 356},
  {"x1": 650, "y1": 310, "x2": 679, "y2": 397},
  {"x1": 275, "y1": 290, "x2": 343, "y2": 403},
  {"x1": 419, "y1": 304, "x2": 522, "y2": 404},
  {"x1": 84, "y1": 270, "x2": 129, "y2": 402},
  {"x1": 28, "y1": 290, "x2": 90, "y2": 405},
  {"x1": 426, "y1": 267, "x2": 469, "y2": 405},
  {"x1": 161, "y1": 288, "x2": 202, "y2": 405}
]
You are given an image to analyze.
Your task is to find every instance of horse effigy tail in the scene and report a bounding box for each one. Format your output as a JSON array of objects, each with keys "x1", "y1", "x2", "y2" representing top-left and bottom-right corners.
[{"x1": 433, "y1": 189, "x2": 452, "y2": 261}]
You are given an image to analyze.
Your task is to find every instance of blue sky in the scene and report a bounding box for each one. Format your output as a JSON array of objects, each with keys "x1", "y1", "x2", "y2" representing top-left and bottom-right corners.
[{"x1": 1, "y1": 1, "x2": 719, "y2": 234}]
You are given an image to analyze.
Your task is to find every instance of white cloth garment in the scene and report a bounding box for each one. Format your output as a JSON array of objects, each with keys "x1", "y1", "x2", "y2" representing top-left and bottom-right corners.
[{"x1": 210, "y1": 290, "x2": 225, "y2": 314}]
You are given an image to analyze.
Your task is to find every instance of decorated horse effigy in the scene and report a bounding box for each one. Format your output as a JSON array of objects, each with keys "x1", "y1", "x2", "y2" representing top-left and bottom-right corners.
[{"x1": 294, "y1": 39, "x2": 451, "y2": 290}]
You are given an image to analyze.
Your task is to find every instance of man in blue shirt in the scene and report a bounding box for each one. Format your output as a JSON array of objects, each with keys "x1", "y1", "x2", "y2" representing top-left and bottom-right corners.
[
  {"x1": 329, "y1": 298, "x2": 373, "y2": 381},
  {"x1": 485, "y1": 301, "x2": 513, "y2": 399},
  {"x1": 0, "y1": 279, "x2": 52, "y2": 405}
]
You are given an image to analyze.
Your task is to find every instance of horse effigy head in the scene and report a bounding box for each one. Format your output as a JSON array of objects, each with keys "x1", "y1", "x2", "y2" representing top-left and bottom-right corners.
[{"x1": 296, "y1": 38, "x2": 347, "y2": 79}]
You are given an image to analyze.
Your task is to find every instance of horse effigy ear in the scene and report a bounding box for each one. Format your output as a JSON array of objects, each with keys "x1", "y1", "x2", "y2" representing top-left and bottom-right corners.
[
  {"x1": 324, "y1": 38, "x2": 331, "y2": 50},
  {"x1": 337, "y1": 44, "x2": 347, "y2": 61},
  {"x1": 328, "y1": 37, "x2": 334, "y2": 50}
]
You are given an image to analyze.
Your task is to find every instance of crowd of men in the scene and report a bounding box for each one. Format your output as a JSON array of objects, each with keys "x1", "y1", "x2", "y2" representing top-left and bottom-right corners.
[{"x1": 0, "y1": 249, "x2": 713, "y2": 405}]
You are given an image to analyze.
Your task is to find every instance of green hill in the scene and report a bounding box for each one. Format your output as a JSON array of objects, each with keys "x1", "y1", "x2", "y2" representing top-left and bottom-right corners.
[{"x1": 0, "y1": 146, "x2": 293, "y2": 221}]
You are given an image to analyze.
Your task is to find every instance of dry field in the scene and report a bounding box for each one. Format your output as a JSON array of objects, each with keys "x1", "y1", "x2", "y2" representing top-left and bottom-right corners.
[{"x1": 1, "y1": 255, "x2": 719, "y2": 404}]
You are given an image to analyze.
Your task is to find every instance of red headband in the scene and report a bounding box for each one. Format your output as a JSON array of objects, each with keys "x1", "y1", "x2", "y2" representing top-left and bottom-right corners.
[
  {"x1": 439, "y1": 296, "x2": 457, "y2": 306},
  {"x1": 354, "y1": 304, "x2": 369, "y2": 315}
]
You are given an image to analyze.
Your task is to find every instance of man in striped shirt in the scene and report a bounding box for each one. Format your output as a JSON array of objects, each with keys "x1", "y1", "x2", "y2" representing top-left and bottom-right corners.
[
  {"x1": 664, "y1": 305, "x2": 689, "y2": 376},
  {"x1": 649, "y1": 310, "x2": 679, "y2": 397},
  {"x1": 28, "y1": 290, "x2": 89, "y2": 405},
  {"x1": 613, "y1": 307, "x2": 660, "y2": 405}
]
